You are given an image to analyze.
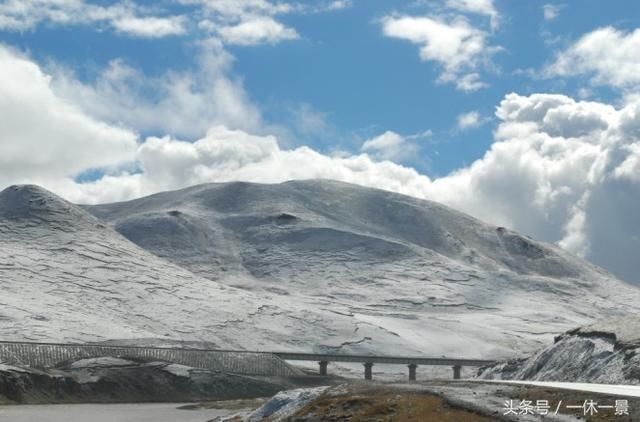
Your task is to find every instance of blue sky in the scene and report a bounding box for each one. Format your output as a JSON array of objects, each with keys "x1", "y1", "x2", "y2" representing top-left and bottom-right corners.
[
  {"x1": 3, "y1": 0, "x2": 638, "y2": 176},
  {"x1": 1, "y1": 0, "x2": 640, "y2": 283}
]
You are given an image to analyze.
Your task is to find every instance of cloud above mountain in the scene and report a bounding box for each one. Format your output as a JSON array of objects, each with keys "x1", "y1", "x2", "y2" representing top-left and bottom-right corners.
[
  {"x1": 1, "y1": 15, "x2": 640, "y2": 287},
  {"x1": 0, "y1": 45, "x2": 138, "y2": 186},
  {"x1": 50, "y1": 39, "x2": 263, "y2": 139},
  {"x1": 39, "y1": 92, "x2": 639, "y2": 283}
]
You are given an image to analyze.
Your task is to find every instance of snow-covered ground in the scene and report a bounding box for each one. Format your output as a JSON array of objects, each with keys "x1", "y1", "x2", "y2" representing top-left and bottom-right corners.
[{"x1": 1, "y1": 180, "x2": 639, "y2": 360}]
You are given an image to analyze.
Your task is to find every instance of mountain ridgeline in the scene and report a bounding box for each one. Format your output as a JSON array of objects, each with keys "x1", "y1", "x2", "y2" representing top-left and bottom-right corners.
[{"x1": 85, "y1": 180, "x2": 607, "y2": 283}]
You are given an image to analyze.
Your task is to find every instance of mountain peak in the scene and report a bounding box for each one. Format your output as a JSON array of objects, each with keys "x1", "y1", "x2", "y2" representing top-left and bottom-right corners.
[
  {"x1": 87, "y1": 180, "x2": 607, "y2": 281},
  {"x1": 0, "y1": 184, "x2": 98, "y2": 228}
]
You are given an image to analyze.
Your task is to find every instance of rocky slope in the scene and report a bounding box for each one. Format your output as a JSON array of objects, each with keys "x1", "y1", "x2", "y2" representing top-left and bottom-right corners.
[
  {"x1": 1, "y1": 180, "x2": 639, "y2": 359},
  {"x1": 478, "y1": 316, "x2": 640, "y2": 384}
]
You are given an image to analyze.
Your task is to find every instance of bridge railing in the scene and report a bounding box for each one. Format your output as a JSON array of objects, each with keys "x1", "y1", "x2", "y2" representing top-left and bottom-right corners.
[{"x1": 0, "y1": 341, "x2": 299, "y2": 377}]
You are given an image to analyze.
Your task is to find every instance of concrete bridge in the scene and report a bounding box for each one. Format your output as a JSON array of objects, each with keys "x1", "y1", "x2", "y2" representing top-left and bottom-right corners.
[
  {"x1": 274, "y1": 352, "x2": 496, "y2": 381},
  {"x1": 0, "y1": 341, "x2": 496, "y2": 381}
]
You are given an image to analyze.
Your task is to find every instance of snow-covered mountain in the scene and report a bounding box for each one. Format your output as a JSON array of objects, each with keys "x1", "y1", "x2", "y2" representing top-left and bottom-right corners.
[{"x1": 1, "y1": 180, "x2": 638, "y2": 359}]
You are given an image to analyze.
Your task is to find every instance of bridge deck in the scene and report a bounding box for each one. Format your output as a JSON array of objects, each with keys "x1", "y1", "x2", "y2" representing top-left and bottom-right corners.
[{"x1": 273, "y1": 352, "x2": 495, "y2": 367}]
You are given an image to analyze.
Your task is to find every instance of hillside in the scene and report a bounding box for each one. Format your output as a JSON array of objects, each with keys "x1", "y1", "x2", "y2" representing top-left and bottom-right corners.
[
  {"x1": 1, "y1": 180, "x2": 638, "y2": 359},
  {"x1": 0, "y1": 184, "x2": 378, "y2": 351},
  {"x1": 479, "y1": 315, "x2": 640, "y2": 383}
]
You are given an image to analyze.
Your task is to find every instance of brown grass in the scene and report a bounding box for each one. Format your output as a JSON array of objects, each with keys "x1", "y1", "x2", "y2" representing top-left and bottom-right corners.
[{"x1": 292, "y1": 387, "x2": 495, "y2": 421}]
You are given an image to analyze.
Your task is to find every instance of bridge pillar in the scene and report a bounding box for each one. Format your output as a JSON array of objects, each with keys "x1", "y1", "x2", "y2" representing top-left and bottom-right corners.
[
  {"x1": 408, "y1": 363, "x2": 417, "y2": 381},
  {"x1": 364, "y1": 362, "x2": 374, "y2": 380},
  {"x1": 452, "y1": 365, "x2": 461, "y2": 380},
  {"x1": 318, "y1": 360, "x2": 328, "y2": 376}
]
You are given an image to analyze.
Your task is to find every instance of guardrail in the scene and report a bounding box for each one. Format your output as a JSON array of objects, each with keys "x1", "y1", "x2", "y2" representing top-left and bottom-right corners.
[{"x1": 0, "y1": 341, "x2": 299, "y2": 377}]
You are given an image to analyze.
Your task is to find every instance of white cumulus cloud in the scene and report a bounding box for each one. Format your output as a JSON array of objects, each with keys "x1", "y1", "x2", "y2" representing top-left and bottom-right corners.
[
  {"x1": 217, "y1": 16, "x2": 299, "y2": 45},
  {"x1": 361, "y1": 131, "x2": 418, "y2": 162},
  {"x1": 181, "y1": 0, "x2": 305, "y2": 46},
  {"x1": 111, "y1": 15, "x2": 187, "y2": 38},
  {"x1": 381, "y1": 14, "x2": 499, "y2": 91},
  {"x1": 547, "y1": 26, "x2": 640, "y2": 91},
  {"x1": 178, "y1": 0, "x2": 293, "y2": 18},
  {"x1": 49, "y1": 39, "x2": 263, "y2": 139},
  {"x1": 0, "y1": 0, "x2": 353, "y2": 46},
  {"x1": 0, "y1": 0, "x2": 187, "y2": 38},
  {"x1": 457, "y1": 110, "x2": 484, "y2": 130},
  {"x1": 58, "y1": 127, "x2": 435, "y2": 205},
  {"x1": 445, "y1": 0, "x2": 499, "y2": 30},
  {"x1": 0, "y1": 44, "x2": 138, "y2": 188},
  {"x1": 432, "y1": 93, "x2": 640, "y2": 283}
]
